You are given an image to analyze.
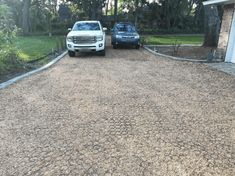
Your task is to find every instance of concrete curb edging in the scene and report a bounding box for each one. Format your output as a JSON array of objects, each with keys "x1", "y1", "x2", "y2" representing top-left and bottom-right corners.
[
  {"x1": 145, "y1": 44, "x2": 202, "y2": 47},
  {"x1": 144, "y1": 46, "x2": 206, "y2": 63},
  {"x1": 0, "y1": 51, "x2": 68, "y2": 90}
]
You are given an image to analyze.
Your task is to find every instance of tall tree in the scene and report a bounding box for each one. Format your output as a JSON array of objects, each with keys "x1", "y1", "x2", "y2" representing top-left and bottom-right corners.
[
  {"x1": 105, "y1": 0, "x2": 110, "y2": 15},
  {"x1": 114, "y1": 0, "x2": 118, "y2": 22},
  {"x1": 122, "y1": 0, "x2": 147, "y2": 26},
  {"x1": 3, "y1": 0, "x2": 22, "y2": 28},
  {"x1": 22, "y1": 0, "x2": 31, "y2": 35},
  {"x1": 203, "y1": 5, "x2": 220, "y2": 46},
  {"x1": 158, "y1": 0, "x2": 190, "y2": 30},
  {"x1": 67, "y1": 0, "x2": 106, "y2": 20}
]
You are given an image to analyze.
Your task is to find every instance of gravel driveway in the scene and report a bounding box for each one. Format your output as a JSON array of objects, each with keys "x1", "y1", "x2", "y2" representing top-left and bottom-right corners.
[{"x1": 0, "y1": 45, "x2": 235, "y2": 175}]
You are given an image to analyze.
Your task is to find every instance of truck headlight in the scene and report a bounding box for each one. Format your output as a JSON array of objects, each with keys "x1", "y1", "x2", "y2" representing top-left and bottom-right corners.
[
  {"x1": 67, "y1": 36, "x2": 73, "y2": 42},
  {"x1": 116, "y1": 35, "x2": 122, "y2": 39},
  {"x1": 134, "y1": 35, "x2": 140, "y2": 39},
  {"x1": 96, "y1": 35, "x2": 103, "y2": 41}
]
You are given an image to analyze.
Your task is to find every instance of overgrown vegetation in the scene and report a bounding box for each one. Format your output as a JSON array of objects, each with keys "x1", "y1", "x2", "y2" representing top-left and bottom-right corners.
[
  {"x1": 2, "y1": 0, "x2": 220, "y2": 44},
  {"x1": 143, "y1": 35, "x2": 204, "y2": 45},
  {"x1": 0, "y1": 3, "x2": 20, "y2": 75},
  {"x1": 16, "y1": 36, "x2": 65, "y2": 62},
  {"x1": 2, "y1": 0, "x2": 209, "y2": 36},
  {"x1": 0, "y1": 2, "x2": 65, "y2": 80},
  {"x1": 172, "y1": 40, "x2": 182, "y2": 56}
]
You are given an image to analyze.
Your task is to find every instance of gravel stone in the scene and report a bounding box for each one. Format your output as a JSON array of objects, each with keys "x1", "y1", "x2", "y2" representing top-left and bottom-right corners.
[{"x1": 0, "y1": 45, "x2": 235, "y2": 175}]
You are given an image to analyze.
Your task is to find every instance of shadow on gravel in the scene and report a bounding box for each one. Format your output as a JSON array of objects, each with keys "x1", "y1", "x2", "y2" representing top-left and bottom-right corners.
[{"x1": 68, "y1": 44, "x2": 149, "y2": 63}]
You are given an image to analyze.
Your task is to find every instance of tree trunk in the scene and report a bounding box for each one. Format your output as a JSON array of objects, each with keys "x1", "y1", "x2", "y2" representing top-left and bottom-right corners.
[
  {"x1": 90, "y1": 0, "x2": 103, "y2": 20},
  {"x1": 134, "y1": 12, "x2": 138, "y2": 27},
  {"x1": 163, "y1": 0, "x2": 170, "y2": 29},
  {"x1": 22, "y1": 0, "x2": 31, "y2": 36},
  {"x1": 114, "y1": 0, "x2": 118, "y2": 22},
  {"x1": 203, "y1": 5, "x2": 221, "y2": 47},
  {"x1": 105, "y1": 0, "x2": 110, "y2": 16},
  {"x1": 134, "y1": 0, "x2": 140, "y2": 27},
  {"x1": 97, "y1": 1, "x2": 103, "y2": 20}
]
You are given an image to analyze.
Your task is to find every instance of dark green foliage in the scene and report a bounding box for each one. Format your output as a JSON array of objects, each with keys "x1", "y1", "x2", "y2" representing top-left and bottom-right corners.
[
  {"x1": 2, "y1": 0, "x2": 210, "y2": 35},
  {"x1": 67, "y1": 0, "x2": 106, "y2": 20},
  {"x1": 0, "y1": 2, "x2": 19, "y2": 75},
  {"x1": 116, "y1": 0, "x2": 206, "y2": 34},
  {"x1": 58, "y1": 4, "x2": 71, "y2": 21}
]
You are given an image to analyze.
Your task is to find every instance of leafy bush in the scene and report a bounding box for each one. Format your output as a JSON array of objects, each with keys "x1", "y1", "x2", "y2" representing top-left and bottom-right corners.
[{"x1": 0, "y1": 3, "x2": 19, "y2": 74}]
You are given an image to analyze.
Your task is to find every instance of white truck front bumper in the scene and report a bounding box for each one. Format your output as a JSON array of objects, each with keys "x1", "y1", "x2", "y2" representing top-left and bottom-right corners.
[{"x1": 67, "y1": 41, "x2": 105, "y2": 52}]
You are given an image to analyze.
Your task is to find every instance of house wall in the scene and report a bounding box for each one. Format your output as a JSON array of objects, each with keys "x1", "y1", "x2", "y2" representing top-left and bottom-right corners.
[
  {"x1": 225, "y1": 10, "x2": 235, "y2": 63},
  {"x1": 216, "y1": 4, "x2": 235, "y2": 60}
]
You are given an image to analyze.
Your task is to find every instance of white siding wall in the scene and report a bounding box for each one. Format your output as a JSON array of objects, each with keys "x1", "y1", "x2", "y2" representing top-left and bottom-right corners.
[{"x1": 225, "y1": 11, "x2": 235, "y2": 63}]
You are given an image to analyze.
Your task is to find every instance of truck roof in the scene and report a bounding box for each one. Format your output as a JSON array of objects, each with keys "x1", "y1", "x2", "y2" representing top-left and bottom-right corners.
[{"x1": 75, "y1": 21, "x2": 100, "y2": 23}]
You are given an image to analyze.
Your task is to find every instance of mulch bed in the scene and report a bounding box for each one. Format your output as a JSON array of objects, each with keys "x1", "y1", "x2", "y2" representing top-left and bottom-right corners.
[{"x1": 146, "y1": 45, "x2": 215, "y2": 61}]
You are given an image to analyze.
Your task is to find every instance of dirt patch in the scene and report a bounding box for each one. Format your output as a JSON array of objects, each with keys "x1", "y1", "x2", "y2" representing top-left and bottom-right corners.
[
  {"x1": 0, "y1": 58, "x2": 32, "y2": 84},
  {"x1": 147, "y1": 45, "x2": 215, "y2": 61}
]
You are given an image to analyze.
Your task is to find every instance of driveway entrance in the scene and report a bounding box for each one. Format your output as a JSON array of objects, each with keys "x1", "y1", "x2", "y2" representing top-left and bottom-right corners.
[{"x1": 0, "y1": 46, "x2": 234, "y2": 175}]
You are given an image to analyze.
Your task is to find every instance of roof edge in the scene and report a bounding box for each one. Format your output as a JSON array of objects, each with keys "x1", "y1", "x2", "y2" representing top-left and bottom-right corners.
[{"x1": 203, "y1": 0, "x2": 235, "y2": 6}]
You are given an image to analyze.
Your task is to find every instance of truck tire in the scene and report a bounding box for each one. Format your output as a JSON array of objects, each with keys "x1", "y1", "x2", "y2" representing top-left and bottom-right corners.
[
  {"x1": 68, "y1": 51, "x2": 75, "y2": 57},
  {"x1": 99, "y1": 49, "x2": 106, "y2": 56},
  {"x1": 113, "y1": 44, "x2": 117, "y2": 49}
]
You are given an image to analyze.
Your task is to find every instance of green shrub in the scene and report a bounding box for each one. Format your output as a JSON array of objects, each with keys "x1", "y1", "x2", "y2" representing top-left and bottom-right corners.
[{"x1": 0, "y1": 3, "x2": 19, "y2": 74}]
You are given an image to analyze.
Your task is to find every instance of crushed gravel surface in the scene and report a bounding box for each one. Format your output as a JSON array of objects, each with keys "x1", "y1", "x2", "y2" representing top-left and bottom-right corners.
[{"x1": 0, "y1": 45, "x2": 235, "y2": 175}]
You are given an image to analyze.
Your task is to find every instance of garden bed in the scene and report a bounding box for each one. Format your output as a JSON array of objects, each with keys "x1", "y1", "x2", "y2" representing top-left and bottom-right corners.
[{"x1": 145, "y1": 45, "x2": 215, "y2": 61}]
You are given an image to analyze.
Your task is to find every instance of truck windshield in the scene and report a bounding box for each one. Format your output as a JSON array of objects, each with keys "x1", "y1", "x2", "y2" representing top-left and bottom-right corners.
[
  {"x1": 115, "y1": 23, "x2": 136, "y2": 32},
  {"x1": 73, "y1": 22, "x2": 100, "y2": 31}
]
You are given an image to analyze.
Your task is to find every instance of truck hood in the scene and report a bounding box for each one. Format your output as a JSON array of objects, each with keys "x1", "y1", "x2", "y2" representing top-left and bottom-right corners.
[{"x1": 67, "y1": 31, "x2": 103, "y2": 37}]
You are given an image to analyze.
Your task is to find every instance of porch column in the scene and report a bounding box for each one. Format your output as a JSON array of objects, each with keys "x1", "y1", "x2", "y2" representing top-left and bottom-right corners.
[
  {"x1": 216, "y1": 4, "x2": 235, "y2": 60},
  {"x1": 225, "y1": 6, "x2": 235, "y2": 63}
]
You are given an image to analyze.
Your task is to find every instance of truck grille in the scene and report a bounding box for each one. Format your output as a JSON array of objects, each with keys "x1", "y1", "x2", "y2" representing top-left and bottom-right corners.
[
  {"x1": 122, "y1": 36, "x2": 134, "y2": 39},
  {"x1": 73, "y1": 36, "x2": 96, "y2": 44}
]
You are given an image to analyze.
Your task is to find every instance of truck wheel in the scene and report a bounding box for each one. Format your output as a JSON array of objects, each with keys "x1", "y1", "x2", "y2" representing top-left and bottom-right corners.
[
  {"x1": 68, "y1": 51, "x2": 75, "y2": 57},
  {"x1": 99, "y1": 49, "x2": 106, "y2": 56},
  {"x1": 135, "y1": 45, "x2": 140, "y2": 49},
  {"x1": 113, "y1": 44, "x2": 117, "y2": 49}
]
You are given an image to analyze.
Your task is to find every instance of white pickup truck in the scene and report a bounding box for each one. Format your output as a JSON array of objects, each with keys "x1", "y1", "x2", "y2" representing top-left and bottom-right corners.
[{"x1": 66, "y1": 21, "x2": 106, "y2": 57}]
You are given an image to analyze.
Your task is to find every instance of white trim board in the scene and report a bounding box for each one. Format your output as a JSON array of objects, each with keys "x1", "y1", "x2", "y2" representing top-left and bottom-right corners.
[
  {"x1": 203, "y1": 0, "x2": 235, "y2": 5},
  {"x1": 225, "y1": 10, "x2": 235, "y2": 63}
]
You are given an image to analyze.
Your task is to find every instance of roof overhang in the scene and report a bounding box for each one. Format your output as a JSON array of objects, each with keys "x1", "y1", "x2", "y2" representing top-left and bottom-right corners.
[{"x1": 203, "y1": 0, "x2": 235, "y2": 6}]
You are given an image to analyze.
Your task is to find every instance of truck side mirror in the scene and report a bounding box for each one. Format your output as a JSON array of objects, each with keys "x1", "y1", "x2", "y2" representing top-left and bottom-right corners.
[{"x1": 68, "y1": 28, "x2": 72, "y2": 31}]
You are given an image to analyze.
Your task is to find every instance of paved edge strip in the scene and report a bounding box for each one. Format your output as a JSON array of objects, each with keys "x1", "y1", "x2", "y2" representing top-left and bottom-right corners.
[
  {"x1": 144, "y1": 45, "x2": 206, "y2": 63},
  {"x1": 145, "y1": 44, "x2": 202, "y2": 47},
  {"x1": 204, "y1": 63, "x2": 235, "y2": 76},
  {"x1": 0, "y1": 51, "x2": 68, "y2": 90}
]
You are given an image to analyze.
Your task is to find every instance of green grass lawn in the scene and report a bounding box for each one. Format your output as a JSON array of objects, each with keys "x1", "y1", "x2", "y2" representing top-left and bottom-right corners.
[
  {"x1": 16, "y1": 36, "x2": 65, "y2": 62},
  {"x1": 143, "y1": 35, "x2": 204, "y2": 45},
  {"x1": 15, "y1": 35, "x2": 203, "y2": 62}
]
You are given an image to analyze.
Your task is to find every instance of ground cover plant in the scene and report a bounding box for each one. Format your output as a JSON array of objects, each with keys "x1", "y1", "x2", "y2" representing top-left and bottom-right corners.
[
  {"x1": 16, "y1": 36, "x2": 65, "y2": 62},
  {"x1": 0, "y1": 3, "x2": 19, "y2": 76},
  {"x1": 143, "y1": 35, "x2": 204, "y2": 45}
]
